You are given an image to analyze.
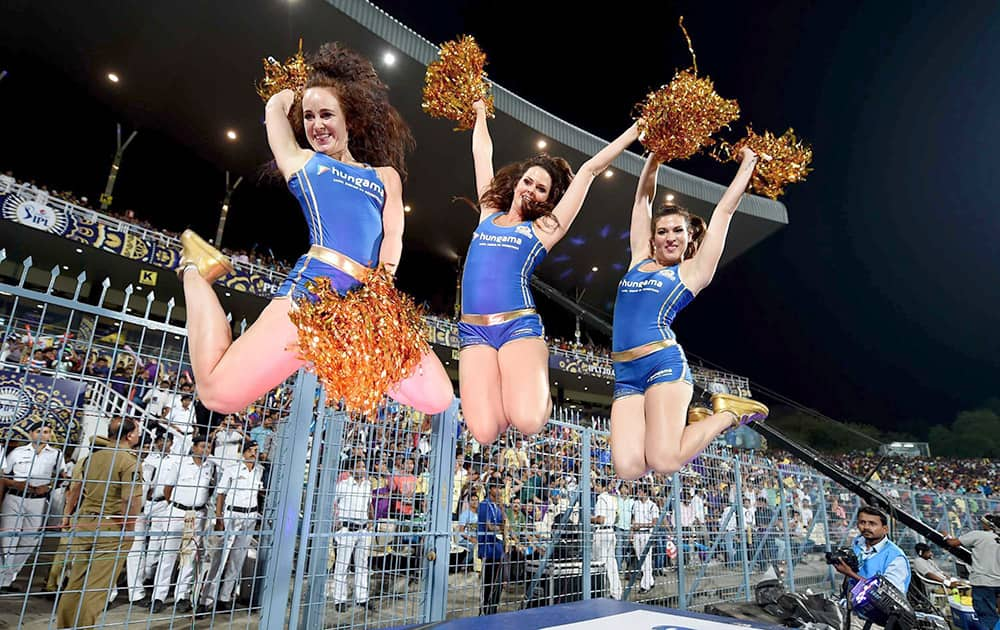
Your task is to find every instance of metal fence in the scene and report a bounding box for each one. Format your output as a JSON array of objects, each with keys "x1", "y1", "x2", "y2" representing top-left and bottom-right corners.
[{"x1": 2, "y1": 255, "x2": 997, "y2": 629}]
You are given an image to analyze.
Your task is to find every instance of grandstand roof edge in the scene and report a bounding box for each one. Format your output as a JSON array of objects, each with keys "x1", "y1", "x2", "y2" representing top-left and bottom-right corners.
[{"x1": 326, "y1": 0, "x2": 789, "y2": 226}]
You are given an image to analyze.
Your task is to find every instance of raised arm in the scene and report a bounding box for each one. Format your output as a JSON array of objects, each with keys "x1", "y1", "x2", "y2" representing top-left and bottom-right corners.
[
  {"x1": 679, "y1": 147, "x2": 758, "y2": 294},
  {"x1": 265, "y1": 89, "x2": 312, "y2": 180},
  {"x1": 629, "y1": 153, "x2": 661, "y2": 268},
  {"x1": 376, "y1": 166, "x2": 404, "y2": 276},
  {"x1": 471, "y1": 100, "x2": 495, "y2": 218},
  {"x1": 541, "y1": 122, "x2": 640, "y2": 250}
]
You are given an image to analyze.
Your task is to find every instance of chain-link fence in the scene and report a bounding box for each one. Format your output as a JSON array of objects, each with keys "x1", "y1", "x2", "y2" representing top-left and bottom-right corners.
[{"x1": 3, "y1": 256, "x2": 996, "y2": 629}]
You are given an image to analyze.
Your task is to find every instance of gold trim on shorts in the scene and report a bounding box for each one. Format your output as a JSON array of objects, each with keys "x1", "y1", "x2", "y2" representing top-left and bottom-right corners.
[
  {"x1": 610, "y1": 338, "x2": 678, "y2": 363},
  {"x1": 459, "y1": 308, "x2": 537, "y2": 326},
  {"x1": 306, "y1": 245, "x2": 371, "y2": 283}
]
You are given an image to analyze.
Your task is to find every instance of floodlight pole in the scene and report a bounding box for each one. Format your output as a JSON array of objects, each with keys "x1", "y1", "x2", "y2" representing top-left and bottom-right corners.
[
  {"x1": 214, "y1": 171, "x2": 243, "y2": 249},
  {"x1": 100, "y1": 123, "x2": 137, "y2": 211}
]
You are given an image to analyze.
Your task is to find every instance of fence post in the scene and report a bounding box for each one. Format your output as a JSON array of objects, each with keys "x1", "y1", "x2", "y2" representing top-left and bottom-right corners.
[
  {"x1": 581, "y1": 429, "x2": 592, "y2": 599},
  {"x1": 776, "y1": 471, "x2": 795, "y2": 592},
  {"x1": 817, "y1": 478, "x2": 836, "y2": 592},
  {"x1": 302, "y1": 408, "x2": 347, "y2": 629},
  {"x1": 733, "y1": 459, "x2": 752, "y2": 600},
  {"x1": 673, "y1": 472, "x2": 686, "y2": 609},
  {"x1": 423, "y1": 400, "x2": 460, "y2": 623},
  {"x1": 260, "y1": 371, "x2": 317, "y2": 630}
]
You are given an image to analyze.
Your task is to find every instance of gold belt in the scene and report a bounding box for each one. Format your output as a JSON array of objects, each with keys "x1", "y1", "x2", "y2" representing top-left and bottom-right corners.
[
  {"x1": 460, "y1": 308, "x2": 537, "y2": 326},
  {"x1": 611, "y1": 338, "x2": 677, "y2": 362},
  {"x1": 306, "y1": 245, "x2": 371, "y2": 283}
]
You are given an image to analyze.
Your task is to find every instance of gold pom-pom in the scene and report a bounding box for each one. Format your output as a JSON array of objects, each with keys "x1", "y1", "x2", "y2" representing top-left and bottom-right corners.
[
  {"x1": 726, "y1": 126, "x2": 814, "y2": 199},
  {"x1": 288, "y1": 267, "x2": 430, "y2": 417},
  {"x1": 422, "y1": 35, "x2": 495, "y2": 131},
  {"x1": 256, "y1": 38, "x2": 313, "y2": 102},
  {"x1": 636, "y1": 70, "x2": 740, "y2": 162}
]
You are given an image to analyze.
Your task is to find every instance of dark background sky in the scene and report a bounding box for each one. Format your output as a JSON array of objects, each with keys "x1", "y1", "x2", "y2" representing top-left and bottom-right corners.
[{"x1": 2, "y1": 1, "x2": 997, "y2": 436}]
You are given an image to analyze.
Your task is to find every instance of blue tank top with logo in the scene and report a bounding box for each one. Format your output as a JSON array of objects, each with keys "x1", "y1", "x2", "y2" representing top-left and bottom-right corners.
[
  {"x1": 461, "y1": 212, "x2": 547, "y2": 314},
  {"x1": 287, "y1": 152, "x2": 385, "y2": 267},
  {"x1": 612, "y1": 259, "x2": 694, "y2": 352}
]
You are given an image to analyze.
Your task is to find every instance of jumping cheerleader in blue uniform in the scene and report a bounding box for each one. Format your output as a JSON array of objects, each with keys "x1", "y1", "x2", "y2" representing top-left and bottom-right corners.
[
  {"x1": 610, "y1": 148, "x2": 768, "y2": 479},
  {"x1": 459, "y1": 99, "x2": 639, "y2": 444},
  {"x1": 178, "y1": 44, "x2": 452, "y2": 415}
]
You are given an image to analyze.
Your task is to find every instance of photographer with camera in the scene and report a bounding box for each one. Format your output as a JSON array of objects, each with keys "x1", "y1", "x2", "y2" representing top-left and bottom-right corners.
[{"x1": 832, "y1": 505, "x2": 911, "y2": 594}]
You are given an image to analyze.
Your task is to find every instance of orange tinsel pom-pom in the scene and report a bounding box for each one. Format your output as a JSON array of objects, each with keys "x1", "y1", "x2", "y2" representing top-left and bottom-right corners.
[
  {"x1": 256, "y1": 39, "x2": 312, "y2": 102},
  {"x1": 422, "y1": 35, "x2": 495, "y2": 131},
  {"x1": 727, "y1": 126, "x2": 814, "y2": 199},
  {"x1": 288, "y1": 267, "x2": 429, "y2": 417},
  {"x1": 636, "y1": 69, "x2": 740, "y2": 162}
]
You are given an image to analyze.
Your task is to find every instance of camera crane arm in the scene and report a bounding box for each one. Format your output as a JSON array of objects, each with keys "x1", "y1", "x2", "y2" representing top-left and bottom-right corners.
[{"x1": 749, "y1": 420, "x2": 972, "y2": 565}]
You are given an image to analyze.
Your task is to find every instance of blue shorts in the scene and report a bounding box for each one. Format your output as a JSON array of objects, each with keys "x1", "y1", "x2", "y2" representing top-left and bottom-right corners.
[
  {"x1": 275, "y1": 254, "x2": 363, "y2": 299},
  {"x1": 458, "y1": 313, "x2": 545, "y2": 350},
  {"x1": 613, "y1": 344, "x2": 692, "y2": 399}
]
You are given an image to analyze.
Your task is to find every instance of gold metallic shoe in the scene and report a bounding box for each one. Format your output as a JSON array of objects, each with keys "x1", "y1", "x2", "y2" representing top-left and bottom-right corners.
[
  {"x1": 687, "y1": 406, "x2": 712, "y2": 424},
  {"x1": 711, "y1": 393, "x2": 769, "y2": 428},
  {"x1": 179, "y1": 230, "x2": 234, "y2": 283}
]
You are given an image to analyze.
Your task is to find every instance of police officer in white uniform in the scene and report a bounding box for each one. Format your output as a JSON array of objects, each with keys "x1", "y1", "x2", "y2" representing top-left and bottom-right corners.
[
  {"x1": 591, "y1": 477, "x2": 621, "y2": 600},
  {"x1": 0, "y1": 422, "x2": 66, "y2": 589},
  {"x1": 151, "y1": 435, "x2": 216, "y2": 613},
  {"x1": 632, "y1": 483, "x2": 660, "y2": 593},
  {"x1": 124, "y1": 430, "x2": 173, "y2": 605},
  {"x1": 332, "y1": 458, "x2": 374, "y2": 612},
  {"x1": 198, "y1": 439, "x2": 263, "y2": 613},
  {"x1": 165, "y1": 394, "x2": 197, "y2": 457},
  {"x1": 140, "y1": 433, "x2": 176, "y2": 593}
]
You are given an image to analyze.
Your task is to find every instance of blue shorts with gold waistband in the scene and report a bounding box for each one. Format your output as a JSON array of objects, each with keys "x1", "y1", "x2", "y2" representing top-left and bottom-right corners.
[
  {"x1": 274, "y1": 254, "x2": 363, "y2": 299},
  {"x1": 458, "y1": 312, "x2": 545, "y2": 350},
  {"x1": 613, "y1": 343, "x2": 692, "y2": 400}
]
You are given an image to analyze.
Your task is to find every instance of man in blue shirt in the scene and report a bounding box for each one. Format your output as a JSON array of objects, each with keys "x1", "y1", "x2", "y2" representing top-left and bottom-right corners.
[
  {"x1": 834, "y1": 505, "x2": 911, "y2": 595},
  {"x1": 477, "y1": 485, "x2": 505, "y2": 615}
]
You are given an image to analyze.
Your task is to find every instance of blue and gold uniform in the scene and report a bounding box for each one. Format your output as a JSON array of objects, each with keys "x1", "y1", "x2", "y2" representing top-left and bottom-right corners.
[
  {"x1": 611, "y1": 259, "x2": 695, "y2": 399},
  {"x1": 459, "y1": 212, "x2": 546, "y2": 349},
  {"x1": 276, "y1": 153, "x2": 385, "y2": 297}
]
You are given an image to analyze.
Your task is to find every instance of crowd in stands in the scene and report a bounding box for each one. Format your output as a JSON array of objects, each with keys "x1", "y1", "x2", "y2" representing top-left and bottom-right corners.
[
  {"x1": 829, "y1": 453, "x2": 996, "y2": 498},
  {"x1": 1, "y1": 172, "x2": 298, "y2": 276}
]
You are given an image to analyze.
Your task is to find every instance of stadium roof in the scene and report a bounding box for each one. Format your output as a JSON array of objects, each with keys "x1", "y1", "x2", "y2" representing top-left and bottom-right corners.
[{"x1": 1, "y1": 0, "x2": 787, "y2": 316}]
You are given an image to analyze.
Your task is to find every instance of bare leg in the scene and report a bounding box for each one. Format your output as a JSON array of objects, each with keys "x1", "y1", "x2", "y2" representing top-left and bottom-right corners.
[
  {"x1": 497, "y1": 338, "x2": 552, "y2": 435},
  {"x1": 388, "y1": 350, "x2": 454, "y2": 415},
  {"x1": 458, "y1": 345, "x2": 508, "y2": 444},
  {"x1": 643, "y1": 381, "x2": 732, "y2": 474},
  {"x1": 181, "y1": 273, "x2": 302, "y2": 412},
  {"x1": 610, "y1": 395, "x2": 648, "y2": 480}
]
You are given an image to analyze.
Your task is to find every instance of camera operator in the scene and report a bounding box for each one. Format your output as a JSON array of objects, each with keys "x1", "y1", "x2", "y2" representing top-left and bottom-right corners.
[{"x1": 833, "y1": 505, "x2": 911, "y2": 594}]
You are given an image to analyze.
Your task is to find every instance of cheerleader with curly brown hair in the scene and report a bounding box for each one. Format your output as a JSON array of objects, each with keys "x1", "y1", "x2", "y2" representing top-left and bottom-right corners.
[
  {"x1": 458, "y1": 99, "x2": 639, "y2": 444},
  {"x1": 178, "y1": 43, "x2": 452, "y2": 415},
  {"x1": 610, "y1": 148, "x2": 768, "y2": 480}
]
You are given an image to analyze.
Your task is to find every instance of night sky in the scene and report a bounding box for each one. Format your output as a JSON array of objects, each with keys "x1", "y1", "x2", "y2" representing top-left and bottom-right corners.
[{"x1": 1, "y1": 1, "x2": 997, "y2": 435}]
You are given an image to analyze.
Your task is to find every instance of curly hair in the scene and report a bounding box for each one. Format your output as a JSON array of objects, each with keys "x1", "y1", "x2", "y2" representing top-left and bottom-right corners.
[
  {"x1": 287, "y1": 43, "x2": 415, "y2": 180},
  {"x1": 478, "y1": 154, "x2": 574, "y2": 228},
  {"x1": 650, "y1": 204, "x2": 706, "y2": 260}
]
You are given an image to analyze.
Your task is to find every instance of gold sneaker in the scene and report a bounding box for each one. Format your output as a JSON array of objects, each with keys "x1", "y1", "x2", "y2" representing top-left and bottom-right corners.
[
  {"x1": 687, "y1": 406, "x2": 712, "y2": 424},
  {"x1": 179, "y1": 230, "x2": 234, "y2": 283},
  {"x1": 711, "y1": 393, "x2": 769, "y2": 428}
]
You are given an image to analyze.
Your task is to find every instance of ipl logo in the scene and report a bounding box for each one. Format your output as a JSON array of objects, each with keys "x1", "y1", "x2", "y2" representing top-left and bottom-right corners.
[
  {"x1": 2, "y1": 196, "x2": 69, "y2": 234},
  {"x1": 0, "y1": 386, "x2": 32, "y2": 427}
]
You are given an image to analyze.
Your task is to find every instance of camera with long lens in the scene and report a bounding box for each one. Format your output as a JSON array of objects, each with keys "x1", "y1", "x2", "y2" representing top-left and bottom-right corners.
[{"x1": 825, "y1": 547, "x2": 859, "y2": 571}]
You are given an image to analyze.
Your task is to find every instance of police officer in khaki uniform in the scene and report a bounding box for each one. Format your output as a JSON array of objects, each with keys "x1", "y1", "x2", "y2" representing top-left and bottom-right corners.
[{"x1": 56, "y1": 418, "x2": 143, "y2": 628}]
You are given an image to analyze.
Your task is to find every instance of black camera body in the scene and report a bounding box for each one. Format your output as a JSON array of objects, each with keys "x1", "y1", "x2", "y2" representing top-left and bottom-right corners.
[{"x1": 825, "y1": 547, "x2": 859, "y2": 572}]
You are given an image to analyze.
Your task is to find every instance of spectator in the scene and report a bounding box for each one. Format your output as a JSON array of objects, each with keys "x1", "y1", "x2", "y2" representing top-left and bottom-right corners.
[{"x1": 943, "y1": 515, "x2": 1000, "y2": 630}]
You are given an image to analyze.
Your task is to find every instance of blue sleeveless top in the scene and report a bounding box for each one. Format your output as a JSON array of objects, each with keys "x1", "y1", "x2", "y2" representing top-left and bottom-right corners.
[
  {"x1": 612, "y1": 259, "x2": 695, "y2": 352},
  {"x1": 461, "y1": 212, "x2": 547, "y2": 314},
  {"x1": 288, "y1": 153, "x2": 385, "y2": 266}
]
